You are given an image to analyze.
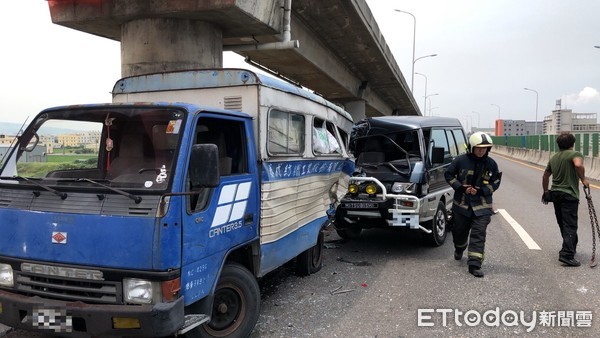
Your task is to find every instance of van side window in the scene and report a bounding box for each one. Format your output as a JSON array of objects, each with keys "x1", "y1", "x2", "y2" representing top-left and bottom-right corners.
[
  {"x1": 268, "y1": 109, "x2": 305, "y2": 155},
  {"x1": 451, "y1": 129, "x2": 468, "y2": 155},
  {"x1": 313, "y1": 118, "x2": 341, "y2": 155},
  {"x1": 429, "y1": 128, "x2": 452, "y2": 165},
  {"x1": 448, "y1": 131, "x2": 459, "y2": 157}
]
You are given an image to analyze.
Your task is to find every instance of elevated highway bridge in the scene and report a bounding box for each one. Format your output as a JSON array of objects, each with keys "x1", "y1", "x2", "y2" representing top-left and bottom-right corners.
[{"x1": 48, "y1": 0, "x2": 420, "y2": 120}]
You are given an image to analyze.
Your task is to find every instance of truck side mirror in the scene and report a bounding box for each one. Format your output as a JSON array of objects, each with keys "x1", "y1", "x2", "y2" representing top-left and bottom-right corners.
[
  {"x1": 431, "y1": 147, "x2": 445, "y2": 164},
  {"x1": 189, "y1": 144, "x2": 220, "y2": 188}
]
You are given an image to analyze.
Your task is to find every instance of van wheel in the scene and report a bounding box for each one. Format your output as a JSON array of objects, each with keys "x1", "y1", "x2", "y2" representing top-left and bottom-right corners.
[
  {"x1": 187, "y1": 263, "x2": 260, "y2": 338},
  {"x1": 296, "y1": 231, "x2": 324, "y2": 276},
  {"x1": 424, "y1": 201, "x2": 448, "y2": 246},
  {"x1": 336, "y1": 227, "x2": 362, "y2": 240}
]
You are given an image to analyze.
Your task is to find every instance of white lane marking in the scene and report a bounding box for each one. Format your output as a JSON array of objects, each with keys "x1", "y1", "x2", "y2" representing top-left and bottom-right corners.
[{"x1": 497, "y1": 209, "x2": 541, "y2": 250}]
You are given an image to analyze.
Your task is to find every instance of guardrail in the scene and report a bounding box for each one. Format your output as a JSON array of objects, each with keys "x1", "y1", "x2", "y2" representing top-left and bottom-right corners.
[
  {"x1": 491, "y1": 134, "x2": 600, "y2": 157},
  {"x1": 491, "y1": 133, "x2": 600, "y2": 181}
]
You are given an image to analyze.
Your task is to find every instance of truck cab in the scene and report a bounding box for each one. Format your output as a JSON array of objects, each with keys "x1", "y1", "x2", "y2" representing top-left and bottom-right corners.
[{"x1": 0, "y1": 69, "x2": 353, "y2": 337}]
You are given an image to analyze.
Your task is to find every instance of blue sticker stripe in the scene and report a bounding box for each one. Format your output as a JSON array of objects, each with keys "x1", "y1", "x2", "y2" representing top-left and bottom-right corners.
[{"x1": 262, "y1": 159, "x2": 354, "y2": 182}]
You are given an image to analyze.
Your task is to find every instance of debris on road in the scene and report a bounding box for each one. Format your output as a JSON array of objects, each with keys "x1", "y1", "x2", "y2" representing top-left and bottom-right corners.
[
  {"x1": 329, "y1": 286, "x2": 356, "y2": 295},
  {"x1": 336, "y1": 257, "x2": 372, "y2": 266}
]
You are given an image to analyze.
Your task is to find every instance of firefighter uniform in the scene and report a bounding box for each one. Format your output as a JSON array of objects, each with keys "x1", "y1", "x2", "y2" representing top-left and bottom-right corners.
[{"x1": 444, "y1": 132, "x2": 502, "y2": 277}]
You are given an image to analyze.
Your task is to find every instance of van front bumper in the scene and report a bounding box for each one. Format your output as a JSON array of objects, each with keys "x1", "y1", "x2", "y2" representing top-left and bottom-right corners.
[
  {"x1": 337, "y1": 177, "x2": 429, "y2": 231},
  {"x1": 0, "y1": 288, "x2": 184, "y2": 337}
]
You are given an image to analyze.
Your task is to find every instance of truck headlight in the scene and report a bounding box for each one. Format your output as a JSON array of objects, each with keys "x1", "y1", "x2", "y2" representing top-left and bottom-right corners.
[
  {"x1": 0, "y1": 264, "x2": 14, "y2": 287},
  {"x1": 391, "y1": 182, "x2": 415, "y2": 194},
  {"x1": 123, "y1": 278, "x2": 160, "y2": 304}
]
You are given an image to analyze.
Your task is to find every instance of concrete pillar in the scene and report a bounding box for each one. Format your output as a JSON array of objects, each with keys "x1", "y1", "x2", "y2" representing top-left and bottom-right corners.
[
  {"x1": 345, "y1": 100, "x2": 366, "y2": 122},
  {"x1": 121, "y1": 18, "x2": 223, "y2": 77}
]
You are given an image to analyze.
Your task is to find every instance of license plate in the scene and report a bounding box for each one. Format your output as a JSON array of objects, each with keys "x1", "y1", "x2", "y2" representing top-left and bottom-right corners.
[
  {"x1": 31, "y1": 307, "x2": 73, "y2": 333},
  {"x1": 343, "y1": 203, "x2": 377, "y2": 209}
]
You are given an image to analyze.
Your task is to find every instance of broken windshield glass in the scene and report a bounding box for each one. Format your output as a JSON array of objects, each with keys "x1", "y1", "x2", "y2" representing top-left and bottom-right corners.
[{"x1": 352, "y1": 130, "x2": 422, "y2": 175}]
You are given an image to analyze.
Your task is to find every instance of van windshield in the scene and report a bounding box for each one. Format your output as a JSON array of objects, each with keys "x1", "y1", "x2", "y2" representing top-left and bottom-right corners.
[
  {"x1": 0, "y1": 106, "x2": 185, "y2": 192},
  {"x1": 352, "y1": 130, "x2": 421, "y2": 174}
]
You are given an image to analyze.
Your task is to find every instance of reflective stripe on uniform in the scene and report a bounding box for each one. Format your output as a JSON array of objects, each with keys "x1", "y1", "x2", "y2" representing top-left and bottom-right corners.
[
  {"x1": 455, "y1": 240, "x2": 468, "y2": 249},
  {"x1": 467, "y1": 251, "x2": 485, "y2": 261}
]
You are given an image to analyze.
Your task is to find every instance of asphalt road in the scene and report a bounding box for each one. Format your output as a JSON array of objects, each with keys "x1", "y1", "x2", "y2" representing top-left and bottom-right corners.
[
  {"x1": 249, "y1": 153, "x2": 600, "y2": 337},
  {"x1": 3, "y1": 152, "x2": 600, "y2": 337}
]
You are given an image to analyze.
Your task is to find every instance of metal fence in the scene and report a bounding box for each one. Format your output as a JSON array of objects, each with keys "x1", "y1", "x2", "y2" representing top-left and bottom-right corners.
[{"x1": 491, "y1": 134, "x2": 600, "y2": 157}]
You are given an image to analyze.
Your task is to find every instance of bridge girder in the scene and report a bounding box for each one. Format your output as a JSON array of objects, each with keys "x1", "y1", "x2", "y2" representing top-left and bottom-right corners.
[{"x1": 48, "y1": 0, "x2": 420, "y2": 119}]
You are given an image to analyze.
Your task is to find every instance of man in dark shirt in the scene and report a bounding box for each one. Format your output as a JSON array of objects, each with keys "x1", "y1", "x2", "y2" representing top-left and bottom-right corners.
[{"x1": 542, "y1": 132, "x2": 589, "y2": 267}]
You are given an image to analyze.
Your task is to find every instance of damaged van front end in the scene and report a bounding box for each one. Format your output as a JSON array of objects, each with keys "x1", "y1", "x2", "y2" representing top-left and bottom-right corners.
[{"x1": 335, "y1": 116, "x2": 468, "y2": 246}]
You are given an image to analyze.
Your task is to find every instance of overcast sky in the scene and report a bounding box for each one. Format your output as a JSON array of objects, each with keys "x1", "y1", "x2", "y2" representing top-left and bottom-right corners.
[{"x1": 1, "y1": 0, "x2": 599, "y2": 130}]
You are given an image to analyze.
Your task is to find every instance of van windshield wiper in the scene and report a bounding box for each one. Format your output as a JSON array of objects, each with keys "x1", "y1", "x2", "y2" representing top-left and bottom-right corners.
[
  {"x1": 77, "y1": 178, "x2": 142, "y2": 204},
  {"x1": 0, "y1": 176, "x2": 67, "y2": 200}
]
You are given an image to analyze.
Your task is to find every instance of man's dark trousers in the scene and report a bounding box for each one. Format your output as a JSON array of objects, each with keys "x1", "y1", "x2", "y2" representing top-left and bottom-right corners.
[{"x1": 551, "y1": 191, "x2": 579, "y2": 260}]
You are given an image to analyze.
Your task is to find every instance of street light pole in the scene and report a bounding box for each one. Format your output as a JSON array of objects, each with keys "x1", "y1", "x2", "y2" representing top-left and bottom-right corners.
[
  {"x1": 415, "y1": 72, "x2": 427, "y2": 115},
  {"x1": 464, "y1": 115, "x2": 473, "y2": 133},
  {"x1": 414, "y1": 54, "x2": 437, "y2": 73},
  {"x1": 471, "y1": 111, "x2": 480, "y2": 129},
  {"x1": 491, "y1": 103, "x2": 501, "y2": 119},
  {"x1": 425, "y1": 93, "x2": 439, "y2": 117},
  {"x1": 395, "y1": 10, "x2": 416, "y2": 92},
  {"x1": 524, "y1": 88, "x2": 539, "y2": 135}
]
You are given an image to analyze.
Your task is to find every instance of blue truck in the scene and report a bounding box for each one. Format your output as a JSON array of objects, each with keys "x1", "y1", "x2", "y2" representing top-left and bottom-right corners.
[{"x1": 0, "y1": 69, "x2": 354, "y2": 337}]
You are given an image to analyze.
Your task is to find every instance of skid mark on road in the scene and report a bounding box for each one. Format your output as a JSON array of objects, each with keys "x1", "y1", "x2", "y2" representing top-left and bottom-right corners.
[{"x1": 498, "y1": 209, "x2": 541, "y2": 250}]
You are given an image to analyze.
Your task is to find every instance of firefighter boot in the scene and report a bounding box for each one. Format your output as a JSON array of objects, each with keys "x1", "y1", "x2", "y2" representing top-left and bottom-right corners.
[{"x1": 469, "y1": 265, "x2": 484, "y2": 278}]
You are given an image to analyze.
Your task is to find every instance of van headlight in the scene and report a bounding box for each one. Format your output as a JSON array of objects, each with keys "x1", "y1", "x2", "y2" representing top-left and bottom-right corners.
[
  {"x1": 0, "y1": 264, "x2": 14, "y2": 287},
  {"x1": 391, "y1": 182, "x2": 415, "y2": 194},
  {"x1": 365, "y1": 183, "x2": 378, "y2": 195},
  {"x1": 123, "y1": 278, "x2": 160, "y2": 304}
]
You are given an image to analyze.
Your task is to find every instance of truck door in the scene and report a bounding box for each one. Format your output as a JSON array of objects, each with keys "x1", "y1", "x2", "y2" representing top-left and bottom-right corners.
[{"x1": 180, "y1": 115, "x2": 259, "y2": 303}]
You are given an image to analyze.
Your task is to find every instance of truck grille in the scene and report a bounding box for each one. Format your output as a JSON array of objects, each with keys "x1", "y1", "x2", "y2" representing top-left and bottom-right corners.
[{"x1": 15, "y1": 271, "x2": 122, "y2": 304}]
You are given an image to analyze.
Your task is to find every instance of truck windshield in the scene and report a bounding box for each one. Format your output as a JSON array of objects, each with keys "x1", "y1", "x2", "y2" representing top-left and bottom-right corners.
[{"x1": 0, "y1": 107, "x2": 185, "y2": 192}]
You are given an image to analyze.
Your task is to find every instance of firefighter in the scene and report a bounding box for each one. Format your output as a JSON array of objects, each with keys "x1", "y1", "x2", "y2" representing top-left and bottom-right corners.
[{"x1": 444, "y1": 132, "x2": 502, "y2": 277}]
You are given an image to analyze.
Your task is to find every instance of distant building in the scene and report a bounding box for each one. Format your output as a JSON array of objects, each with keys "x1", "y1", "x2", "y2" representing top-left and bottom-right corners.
[
  {"x1": 0, "y1": 134, "x2": 17, "y2": 146},
  {"x1": 56, "y1": 131, "x2": 101, "y2": 149},
  {"x1": 494, "y1": 120, "x2": 543, "y2": 136},
  {"x1": 542, "y1": 100, "x2": 600, "y2": 134},
  {"x1": 57, "y1": 133, "x2": 83, "y2": 147},
  {"x1": 470, "y1": 127, "x2": 495, "y2": 136},
  {"x1": 0, "y1": 145, "x2": 47, "y2": 163},
  {"x1": 494, "y1": 100, "x2": 598, "y2": 136},
  {"x1": 0, "y1": 146, "x2": 9, "y2": 163}
]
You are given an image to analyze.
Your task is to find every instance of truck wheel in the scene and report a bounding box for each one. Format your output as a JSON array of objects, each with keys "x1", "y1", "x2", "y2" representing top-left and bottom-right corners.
[
  {"x1": 424, "y1": 201, "x2": 448, "y2": 246},
  {"x1": 296, "y1": 231, "x2": 324, "y2": 276},
  {"x1": 336, "y1": 227, "x2": 362, "y2": 240},
  {"x1": 188, "y1": 263, "x2": 260, "y2": 338}
]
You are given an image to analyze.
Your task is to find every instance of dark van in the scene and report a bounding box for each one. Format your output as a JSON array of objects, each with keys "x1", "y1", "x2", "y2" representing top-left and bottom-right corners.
[{"x1": 335, "y1": 116, "x2": 467, "y2": 245}]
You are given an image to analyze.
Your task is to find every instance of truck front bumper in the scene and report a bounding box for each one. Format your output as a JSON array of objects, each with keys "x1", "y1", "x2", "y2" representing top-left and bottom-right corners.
[{"x1": 0, "y1": 288, "x2": 184, "y2": 337}]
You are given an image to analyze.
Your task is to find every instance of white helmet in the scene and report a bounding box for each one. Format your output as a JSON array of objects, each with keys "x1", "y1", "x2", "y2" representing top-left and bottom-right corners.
[{"x1": 468, "y1": 132, "x2": 493, "y2": 153}]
